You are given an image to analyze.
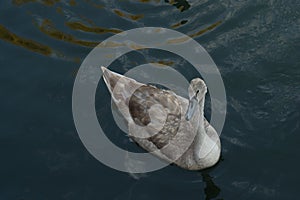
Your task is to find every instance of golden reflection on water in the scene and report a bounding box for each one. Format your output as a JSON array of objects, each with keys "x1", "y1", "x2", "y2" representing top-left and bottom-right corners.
[
  {"x1": 38, "y1": 19, "x2": 98, "y2": 47},
  {"x1": 98, "y1": 41, "x2": 125, "y2": 48},
  {"x1": 138, "y1": 0, "x2": 160, "y2": 3},
  {"x1": 171, "y1": 20, "x2": 188, "y2": 29},
  {"x1": 149, "y1": 60, "x2": 175, "y2": 67},
  {"x1": 12, "y1": 0, "x2": 35, "y2": 6},
  {"x1": 167, "y1": 20, "x2": 223, "y2": 44},
  {"x1": 69, "y1": 0, "x2": 76, "y2": 6},
  {"x1": 2, "y1": 1, "x2": 222, "y2": 60},
  {"x1": 166, "y1": 0, "x2": 190, "y2": 12},
  {"x1": 0, "y1": 24, "x2": 52, "y2": 55},
  {"x1": 167, "y1": 35, "x2": 190, "y2": 44},
  {"x1": 66, "y1": 21, "x2": 122, "y2": 34},
  {"x1": 84, "y1": 0, "x2": 104, "y2": 9},
  {"x1": 189, "y1": 20, "x2": 222, "y2": 38},
  {"x1": 13, "y1": 0, "x2": 61, "y2": 6},
  {"x1": 113, "y1": 9, "x2": 144, "y2": 21},
  {"x1": 56, "y1": 6, "x2": 63, "y2": 14}
]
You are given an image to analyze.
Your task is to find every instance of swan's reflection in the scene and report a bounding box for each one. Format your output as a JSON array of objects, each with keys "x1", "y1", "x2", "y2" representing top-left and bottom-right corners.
[
  {"x1": 123, "y1": 150, "x2": 223, "y2": 199},
  {"x1": 201, "y1": 171, "x2": 221, "y2": 200},
  {"x1": 119, "y1": 171, "x2": 222, "y2": 200}
]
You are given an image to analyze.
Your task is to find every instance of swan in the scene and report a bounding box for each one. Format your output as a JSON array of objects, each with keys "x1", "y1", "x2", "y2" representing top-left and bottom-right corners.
[{"x1": 101, "y1": 66, "x2": 221, "y2": 170}]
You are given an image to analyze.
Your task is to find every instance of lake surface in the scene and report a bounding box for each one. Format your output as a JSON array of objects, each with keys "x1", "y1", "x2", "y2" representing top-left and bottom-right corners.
[{"x1": 1, "y1": 0, "x2": 299, "y2": 199}]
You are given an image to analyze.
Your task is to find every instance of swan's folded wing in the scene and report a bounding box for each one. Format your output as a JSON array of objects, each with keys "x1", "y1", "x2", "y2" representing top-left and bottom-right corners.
[
  {"x1": 128, "y1": 88, "x2": 197, "y2": 163},
  {"x1": 128, "y1": 85, "x2": 182, "y2": 149}
]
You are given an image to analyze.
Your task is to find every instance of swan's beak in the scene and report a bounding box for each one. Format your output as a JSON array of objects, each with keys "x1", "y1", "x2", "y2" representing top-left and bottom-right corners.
[{"x1": 185, "y1": 94, "x2": 198, "y2": 121}]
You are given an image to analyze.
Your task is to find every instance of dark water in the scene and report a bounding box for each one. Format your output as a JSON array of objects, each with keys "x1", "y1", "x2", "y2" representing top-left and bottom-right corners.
[{"x1": 1, "y1": 0, "x2": 299, "y2": 199}]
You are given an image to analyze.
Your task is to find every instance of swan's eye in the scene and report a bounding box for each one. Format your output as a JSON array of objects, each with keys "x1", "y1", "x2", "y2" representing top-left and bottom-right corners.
[{"x1": 196, "y1": 90, "x2": 199, "y2": 95}]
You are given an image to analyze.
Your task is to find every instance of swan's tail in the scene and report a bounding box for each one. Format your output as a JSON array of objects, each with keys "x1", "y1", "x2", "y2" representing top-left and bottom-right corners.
[
  {"x1": 101, "y1": 66, "x2": 144, "y2": 118},
  {"x1": 101, "y1": 66, "x2": 122, "y2": 94}
]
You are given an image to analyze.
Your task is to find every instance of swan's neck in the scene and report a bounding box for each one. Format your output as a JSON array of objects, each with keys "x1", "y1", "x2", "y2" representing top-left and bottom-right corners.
[
  {"x1": 194, "y1": 96, "x2": 207, "y2": 160},
  {"x1": 193, "y1": 95, "x2": 221, "y2": 167}
]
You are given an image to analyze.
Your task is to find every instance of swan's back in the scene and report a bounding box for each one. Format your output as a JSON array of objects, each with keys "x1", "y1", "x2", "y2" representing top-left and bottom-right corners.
[{"x1": 128, "y1": 85, "x2": 182, "y2": 149}]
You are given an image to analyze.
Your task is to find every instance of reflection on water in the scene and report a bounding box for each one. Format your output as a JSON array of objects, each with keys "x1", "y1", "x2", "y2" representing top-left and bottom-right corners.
[
  {"x1": 171, "y1": 19, "x2": 188, "y2": 29},
  {"x1": 113, "y1": 9, "x2": 144, "y2": 21},
  {"x1": 2, "y1": 0, "x2": 222, "y2": 58},
  {"x1": 202, "y1": 172, "x2": 221, "y2": 200},
  {"x1": 13, "y1": 0, "x2": 61, "y2": 6},
  {"x1": 189, "y1": 20, "x2": 222, "y2": 38},
  {"x1": 38, "y1": 19, "x2": 99, "y2": 47},
  {"x1": 166, "y1": 20, "x2": 223, "y2": 44},
  {"x1": 165, "y1": 0, "x2": 190, "y2": 12},
  {"x1": 84, "y1": 0, "x2": 105, "y2": 9},
  {"x1": 66, "y1": 21, "x2": 122, "y2": 34},
  {"x1": 149, "y1": 60, "x2": 175, "y2": 67},
  {"x1": 0, "y1": 24, "x2": 52, "y2": 55}
]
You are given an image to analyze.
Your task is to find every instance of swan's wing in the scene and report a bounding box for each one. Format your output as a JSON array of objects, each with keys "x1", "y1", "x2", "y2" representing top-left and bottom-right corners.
[
  {"x1": 128, "y1": 86, "x2": 199, "y2": 164},
  {"x1": 102, "y1": 67, "x2": 182, "y2": 145},
  {"x1": 128, "y1": 85, "x2": 182, "y2": 149}
]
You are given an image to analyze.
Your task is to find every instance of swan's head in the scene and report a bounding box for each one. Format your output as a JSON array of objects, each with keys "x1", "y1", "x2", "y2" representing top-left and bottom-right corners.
[
  {"x1": 185, "y1": 78, "x2": 207, "y2": 121},
  {"x1": 188, "y1": 78, "x2": 207, "y2": 101}
]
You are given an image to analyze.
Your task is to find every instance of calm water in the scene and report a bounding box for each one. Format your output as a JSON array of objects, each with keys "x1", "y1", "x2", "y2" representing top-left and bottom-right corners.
[{"x1": 1, "y1": 0, "x2": 299, "y2": 199}]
